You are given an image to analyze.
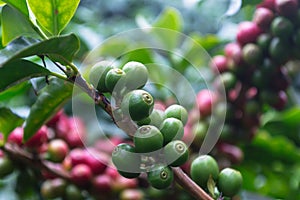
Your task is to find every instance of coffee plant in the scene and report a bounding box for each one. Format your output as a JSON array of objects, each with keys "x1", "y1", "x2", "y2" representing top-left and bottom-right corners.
[{"x1": 1, "y1": 0, "x2": 300, "y2": 199}]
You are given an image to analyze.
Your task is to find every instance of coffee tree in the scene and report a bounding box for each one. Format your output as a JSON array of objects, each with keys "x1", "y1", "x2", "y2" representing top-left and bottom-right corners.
[{"x1": 0, "y1": 0, "x2": 300, "y2": 199}]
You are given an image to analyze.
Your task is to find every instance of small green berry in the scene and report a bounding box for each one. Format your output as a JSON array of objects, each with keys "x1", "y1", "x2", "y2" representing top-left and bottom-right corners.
[
  {"x1": 160, "y1": 117, "x2": 184, "y2": 144},
  {"x1": 122, "y1": 61, "x2": 148, "y2": 90},
  {"x1": 148, "y1": 164, "x2": 174, "y2": 189},
  {"x1": 217, "y1": 168, "x2": 243, "y2": 197},
  {"x1": 164, "y1": 140, "x2": 189, "y2": 167},
  {"x1": 134, "y1": 125, "x2": 163, "y2": 153},
  {"x1": 165, "y1": 104, "x2": 188, "y2": 125},
  {"x1": 105, "y1": 68, "x2": 126, "y2": 92},
  {"x1": 89, "y1": 61, "x2": 114, "y2": 92}
]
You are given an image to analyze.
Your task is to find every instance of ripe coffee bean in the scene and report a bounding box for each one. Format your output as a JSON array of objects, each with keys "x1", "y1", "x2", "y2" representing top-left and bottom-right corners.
[
  {"x1": 84, "y1": 151, "x2": 107, "y2": 175},
  {"x1": 122, "y1": 61, "x2": 148, "y2": 90},
  {"x1": 224, "y1": 43, "x2": 243, "y2": 66},
  {"x1": 8, "y1": 127, "x2": 23, "y2": 145},
  {"x1": 196, "y1": 90, "x2": 217, "y2": 118},
  {"x1": 112, "y1": 143, "x2": 140, "y2": 178},
  {"x1": 47, "y1": 139, "x2": 69, "y2": 163},
  {"x1": 105, "y1": 68, "x2": 126, "y2": 92},
  {"x1": 70, "y1": 164, "x2": 93, "y2": 187},
  {"x1": 217, "y1": 168, "x2": 243, "y2": 197},
  {"x1": 69, "y1": 148, "x2": 87, "y2": 166},
  {"x1": 89, "y1": 61, "x2": 114, "y2": 92},
  {"x1": 210, "y1": 55, "x2": 228, "y2": 74},
  {"x1": 190, "y1": 155, "x2": 219, "y2": 188},
  {"x1": 257, "y1": 0, "x2": 276, "y2": 11},
  {"x1": 134, "y1": 125, "x2": 163, "y2": 153},
  {"x1": 253, "y1": 7, "x2": 274, "y2": 29},
  {"x1": 242, "y1": 43, "x2": 263, "y2": 65},
  {"x1": 160, "y1": 117, "x2": 184, "y2": 144},
  {"x1": 121, "y1": 89, "x2": 154, "y2": 121},
  {"x1": 271, "y1": 16, "x2": 293, "y2": 39},
  {"x1": 148, "y1": 164, "x2": 174, "y2": 189},
  {"x1": 236, "y1": 21, "x2": 261, "y2": 46},
  {"x1": 165, "y1": 104, "x2": 188, "y2": 125},
  {"x1": 92, "y1": 174, "x2": 112, "y2": 192},
  {"x1": 275, "y1": 0, "x2": 298, "y2": 17},
  {"x1": 25, "y1": 126, "x2": 48, "y2": 148},
  {"x1": 164, "y1": 140, "x2": 189, "y2": 167}
]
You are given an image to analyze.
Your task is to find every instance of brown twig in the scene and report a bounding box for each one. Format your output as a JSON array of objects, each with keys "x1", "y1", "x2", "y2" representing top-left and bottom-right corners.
[
  {"x1": 2, "y1": 143, "x2": 71, "y2": 181},
  {"x1": 173, "y1": 167, "x2": 214, "y2": 200}
]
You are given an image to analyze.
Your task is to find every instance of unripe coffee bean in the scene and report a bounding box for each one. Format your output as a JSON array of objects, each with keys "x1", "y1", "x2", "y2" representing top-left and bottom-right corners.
[
  {"x1": 122, "y1": 61, "x2": 148, "y2": 90},
  {"x1": 271, "y1": 16, "x2": 293, "y2": 39},
  {"x1": 242, "y1": 43, "x2": 263, "y2": 65},
  {"x1": 165, "y1": 104, "x2": 188, "y2": 125},
  {"x1": 89, "y1": 61, "x2": 114, "y2": 92},
  {"x1": 47, "y1": 139, "x2": 69, "y2": 163}
]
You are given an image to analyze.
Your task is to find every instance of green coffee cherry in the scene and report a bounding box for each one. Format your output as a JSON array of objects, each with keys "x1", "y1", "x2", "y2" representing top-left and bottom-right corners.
[
  {"x1": 122, "y1": 61, "x2": 148, "y2": 90},
  {"x1": 121, "y1": 90, "x2": 154, "y2": 121},
  {"x1": 257, "y1": 33, "x2": 272, "y2": 53},
  {"x1": 217, "y1": 168, "x2": 243, "y2": 197},
  {"x1": 165, "y1": 104, "x2": 188, "y2": 125},
  {"x1": 105, "y1": 68, "x2": 126, "y2": 92},
  {"x1": 89, "y1": 61, "x2": 114, "y2": 92},
  {"x1": 271, "y1": 16, "x2": 293, "y2": 39},
  {"x1": 112, "y1": 143, "x2": 140, "y2": 178},
  {"x1": 219, "y1": 72, "x2": 237, "y2": 90},
  {"x1": 164, "y1": 140, "x2": 189, "y2": 167},
  {"x1": 190, "y1": 155, "x2": 219, "y2": 188},
  {"x1": 65, "y1": 184, "x2": 83, "y2": 200},
  {"x1": 0, "y1": 157, "x2": 14, "y2": 178},
  {"x1": 269, "y1": 37, "x2": 290, "y2": 64},
  {"x1": 242, "y1": 43, "x2": 263, "y2": 65},
  {"x1": 137, "y1": 109, "x2": 165, "y2": 128},
  {"x1": 134, "y1": 125, "x2": 163, "y2": 153},
  {"x1": 148, "y1": 164, "x2": 174, "y2": 189},
  {"x1": 160, "y1": 117, "x2": 184, "y2": 144}
]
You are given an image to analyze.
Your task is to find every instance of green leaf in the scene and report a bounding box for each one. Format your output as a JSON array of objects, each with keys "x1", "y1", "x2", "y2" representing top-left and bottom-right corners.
[
  {"x1": 242, "y1": 0, "x2": 263, "y2": 7},
  {"x1": 24, "y1": 78, "x2": 73, "y2": 141},
  {"x1": 0, "y1": 59, "x2": 51, "y2": 92},
  {"x1": 0, "y1": 1, "x2": 6, "y2": 6},
  {"x1": 1, "y1": 5, "x2": 38, "y2": 46},
  {"x1": 0, "y1": 33, "x2": 80, "y2": 65},
  {"x1": 2, "y1": 0, "x2": 29, "y2": 16},
  {"x1": 0, "y1": 107, "x2": 24, "y2": 139},
  {"x1": 151, "y1": 7, "x2": 183, "y2": 49},
  {"x1": 27, "y1": 0, "x2": 80, "y2": 35}
]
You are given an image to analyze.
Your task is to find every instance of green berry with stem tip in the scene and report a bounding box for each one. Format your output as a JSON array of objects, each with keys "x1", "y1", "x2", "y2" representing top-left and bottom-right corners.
[
  {"x1": 271, "y1": 16, "x2": 293, "y2": 39},
  {"x1": 217, "y1": 168, "x2": 243, "y2": 197},
  {"x1": 134, "y1": 125, "x2": 163, "y2": 153},
  {"x1": 65, "y1": 184, "x2": 83, "y2": 200},
  {"x1": 122, "y1": 61, "x2": 148, "y2": 90},
  {"x1": 121, "y1": 89, "x2": 154, "y2": 121},
  {"x1": 105, "y1": 68, "x2": 126, "y2": 92},
  {"x1": 89, "y1": 61, "x2": 114, "y2": 92},
  {"x1": 137, "y1": 109, "x2": 165, "y2": 128},
  {"x1": 160, "y1": 117, "x2": 184, "y2": 144},
  {"x1": 112, "y1": 143, "x2": 141, "y2": 178},
  {"x1": 165, "y1": 104, "x2": 188, "y2": 125},
  {"x1": 148, "y1": 164, "x2": 174, "y2": 189},
  {"x1": 164, "y1": 140, "x2": 189, "y2": 167},
  {"x1": 190, "y1": 155, "x2": 219, "y2": 188}
]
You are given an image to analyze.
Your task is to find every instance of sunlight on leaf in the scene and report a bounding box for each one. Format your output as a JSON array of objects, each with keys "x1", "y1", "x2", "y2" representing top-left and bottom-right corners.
[{"x1": 27, "y1": 0, "x2": 80, "y2": 35}]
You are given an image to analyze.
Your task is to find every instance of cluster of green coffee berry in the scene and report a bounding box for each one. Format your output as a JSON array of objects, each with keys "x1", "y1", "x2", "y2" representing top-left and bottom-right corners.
[
  {"x1": 89, "y1": 61, "x2": 190, "y2": 189},
  {"x1": 190, "y1": 155, "x2": 243, "y2": 198}
]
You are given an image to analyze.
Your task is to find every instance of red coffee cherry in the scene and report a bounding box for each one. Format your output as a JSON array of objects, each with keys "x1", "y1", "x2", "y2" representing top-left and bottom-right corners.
[
  {"x1": 210, "y1": 55, "x2": 228, "y2": 74},
  {"x1": 257, "y1": 0, "x2": 276, "y2": 11},
  {"x1": 275, "y1": 0, "x2": 298, "y2": 17},
  {"x1": 253, "y1": 7, "x2": 274, "y2": 29},
  {"x1": 70, "y1": 164, "x2": 93, "y2": 188},
  {"x1": 25, "y1": 126, "x2": 48, "y2": 148},
  {"x1": 8, "y1": 127, "x2": 23, "y2": 146},
  {"x1": 196, "y1": 89, "x2": 218, "y2": 118},
  {"x1": 224, "y1": 43, "x2": 243, "y2": 66},
  {"x1": 92, "y1": 174, "x2": 112, "y2": 193},
  {"x1": 236, "y1": 21, "x2": 262, "y2": 46},
  {"x1": 69, "y1": 148, "x2": 87, "y2": 166},
  {"x1": 84, "y1": 150, "x2": 107, "y2": 175}
]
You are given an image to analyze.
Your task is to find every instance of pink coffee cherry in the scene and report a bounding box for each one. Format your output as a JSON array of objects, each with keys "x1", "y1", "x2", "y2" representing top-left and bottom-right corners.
[
  {"x1": 210, "y1": 55, "x2": 228, "y2": 74},
  {"x1": 8, "y1": 127, "x2": 24, "y2": 146},
  {"x1": 253, "y1": 7, "x2": 274, "y2": 29},
  {"x1": 224, "y1": 43, "x2": 243, "y2": 67},
  {"x1": 70, "y1": 164, "x2": 93, "y2": 188},
  {"x1": 25, "y1": 126, "x2": 48, "y2": 148},
  {"x1": 196, "y1": 89, "x2": 218, "y2": 117},
  {"x1": 236, "y1": 21, "x2": 262, "y2": 46},
  {"x1": 275, "y1": 0, "x2": 298, "y2": 17},
  {"x1": 92, "y1": 174, "x2": 112, "y2": 193},
  {"x1": 257, "y1": 0, "x2": 276, "y2": 11}
]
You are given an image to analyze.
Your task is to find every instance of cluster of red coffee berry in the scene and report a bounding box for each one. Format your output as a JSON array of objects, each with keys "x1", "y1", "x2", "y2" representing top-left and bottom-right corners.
[
  {"x1": 185, "y1": 0, "x2": 299, "y2": 166},
  {"x1": 0, "y1": 110, "x2": 145, "y2": 200}
]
